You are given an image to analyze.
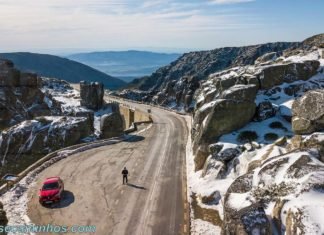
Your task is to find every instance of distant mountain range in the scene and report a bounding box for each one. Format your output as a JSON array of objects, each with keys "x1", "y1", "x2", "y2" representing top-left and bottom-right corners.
[
  {"x1": 0, "y1": 52, "x2": 126, "y2": 90},
  {"x1": 118, "y1": 42, "x2": 300, "y2": 109},
  {"x1": 67, "y1": 50, "x2": 181, "y2": 82},
  {"x1": 127, "y1": 42, "x2": 299, "y2": 91}
]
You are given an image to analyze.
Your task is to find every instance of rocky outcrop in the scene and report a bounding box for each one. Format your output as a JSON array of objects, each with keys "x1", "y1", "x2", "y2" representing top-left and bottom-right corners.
[
  {"x1": 284, "y1": 33, "x2": 324, "y2": 57},
  {"x1": 287, "y1": 133, "x2": 324, "y2": 162},
  {"x1": 301, "y1": 33, "x2": 324, "y2": 48},
  {"x1": 181, "y1": 34, "x2": 324, "y2": 234},
  {"x1": 292, "y1": 90, "x2": 324, "y2": 134},
  {"x1": 0, "y1": 116, "x2": 93, "y2": 166},
  {"x1": 201, "y1": 145, "x2": 241, "y2": 178},
  {"x1": 222, "y1": 150, "x2": 324, "y2": 235},
  {"x1": 114, "y1": 89, "x2": 150, "y2": 102},
  {"x1": 208, "y1": 143, "x2": 241, "y2": 162},
  {"x1": 0, "y1": 60, "x2": 53, "y2": 127},
  {"x1": 191, "y1": 47, "x2": 323, "y2": 170},
  {"x1": 100, "y1": 112, "x2": 124, "y2": 138},
  {"x1": 193, "y1": 85, "x2": 257, "y2": 170},
  {"x1": 160, "y1": 76, "x2": 199, "y2": 112},
  {"x1": 194, "y1": 145, "x2": 210, "y2": 171},
  {"x1": 200, "y1": 191, "x2": 221, "y2": 205},
  {"x1": 254, "y1": 52, "x2": 278, "y2": 65},
  {"x1": 254, "y1": 101, "x2": 276, "y2": 121},
  {"x1": 226, "y1": 205, "x2": 271, "y2": 235},
  {"x1": 80, "y1": 81, "x2": 104, "y2": 110},
  {"x1": 285, "y1": 209, "x2": 304, "y2": 235},
  {"x1": 257, "y1": 60, "x2": 320, "y2": 89},
  {"x1": 222, "y1": 173, "x2": 271, "y2": 234},
  {"x1": 0, "y1": 59, "x2": 20, "y2": 86},
  {"x1": 272, "y1": 199, "x2": 288, "y2": 233},
  {"x1": 202, "y1": 157, "x2": 226, "y2": 178}
]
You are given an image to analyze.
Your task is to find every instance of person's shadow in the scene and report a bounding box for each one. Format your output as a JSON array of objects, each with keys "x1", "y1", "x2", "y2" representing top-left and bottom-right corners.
[{"x1": 126, "y1": 183, "x2": 147, "y2": 190}]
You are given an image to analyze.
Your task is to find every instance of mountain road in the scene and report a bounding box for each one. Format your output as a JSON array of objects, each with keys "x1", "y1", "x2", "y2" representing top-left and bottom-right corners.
[{"x1": 27, "y1": 100, "x2": 189, "y2": 235}]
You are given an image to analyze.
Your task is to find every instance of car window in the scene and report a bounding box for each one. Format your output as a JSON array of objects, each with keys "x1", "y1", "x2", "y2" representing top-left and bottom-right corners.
[{"x1": 42, "y1": 182, "x2": 59, "y2": 190}]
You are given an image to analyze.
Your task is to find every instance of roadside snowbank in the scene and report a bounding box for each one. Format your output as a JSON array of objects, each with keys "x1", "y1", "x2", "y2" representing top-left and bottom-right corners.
[{"x1": 0, "y1": 124, "x2": 153, "y2": 235}]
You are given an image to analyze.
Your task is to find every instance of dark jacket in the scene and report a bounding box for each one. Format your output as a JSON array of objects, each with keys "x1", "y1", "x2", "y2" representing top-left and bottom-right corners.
[{"x1": 122, "y1": 169, "x2": 128, "y2": 175}]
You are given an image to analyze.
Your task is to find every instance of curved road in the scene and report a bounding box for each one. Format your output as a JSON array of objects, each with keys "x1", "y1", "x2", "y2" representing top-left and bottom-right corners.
[{"x1": 27, "y1": 102, "x2": 189, "y2": 235}]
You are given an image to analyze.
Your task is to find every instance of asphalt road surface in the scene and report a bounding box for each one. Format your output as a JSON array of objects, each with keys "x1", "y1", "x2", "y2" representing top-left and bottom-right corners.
[{"x1": 27, "y1": 101, "x2": 189, "y2": 235}]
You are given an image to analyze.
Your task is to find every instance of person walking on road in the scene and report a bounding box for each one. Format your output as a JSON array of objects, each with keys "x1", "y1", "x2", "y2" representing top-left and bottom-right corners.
[{"x1": 122, "y1": 167, "x2": 129, "y2": 184}]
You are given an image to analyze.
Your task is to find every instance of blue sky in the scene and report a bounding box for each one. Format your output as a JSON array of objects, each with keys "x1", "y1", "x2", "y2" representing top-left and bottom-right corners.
[{"x1": 0, "y1": 0, "x2": 323, "y2": 54}]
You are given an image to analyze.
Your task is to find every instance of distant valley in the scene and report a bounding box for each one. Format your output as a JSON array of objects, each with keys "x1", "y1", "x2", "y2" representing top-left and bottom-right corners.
[{"x1": 67, "y1": 50, "x2": 181, "y2": 82}]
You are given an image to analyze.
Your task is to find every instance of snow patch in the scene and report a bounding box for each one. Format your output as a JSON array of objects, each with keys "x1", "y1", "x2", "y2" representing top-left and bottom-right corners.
[{"x1": 191, "y1": 219, "x2": 222, "y2": 235}]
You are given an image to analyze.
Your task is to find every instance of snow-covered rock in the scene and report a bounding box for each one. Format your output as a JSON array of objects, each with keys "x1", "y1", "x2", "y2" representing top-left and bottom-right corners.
[
  {"x1": 257, "y1": 60, "x2": 319, "y2": 89},
  {"x1": 192, "y1": 85, "x2": 257, "y2": 170},
  {"x1": 254, "y1": 101, "x2": 276, "y2": 121},
  {"x1": 188, "y1": 35, "x2": 324, "y2": 234},
  {"x1": 100, "y1": 112, "x2": 124, "y2": 138},
  {"x1": 292, "y1": 89, "x2": 324, "y2": 134},
  {"x1": 255, "y1": 51, "x2": 278, "y2": 65},
  {"x1": 41, "y1": 77, "x2": 84, "y2": 115},
  {"x1": 41, "y1": 77, "x2": 113, "y2": 137},
  {"x1": 0, "y1": 116, "x2": 93, "y2": 166}
]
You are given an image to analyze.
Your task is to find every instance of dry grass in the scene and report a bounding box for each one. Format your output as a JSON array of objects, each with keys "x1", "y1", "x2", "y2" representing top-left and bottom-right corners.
[{"x1": 191, "y1": 193, "x2": 223, "y2": 227}]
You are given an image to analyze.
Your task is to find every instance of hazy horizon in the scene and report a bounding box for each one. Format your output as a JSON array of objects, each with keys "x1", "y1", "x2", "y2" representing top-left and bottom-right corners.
[{"x1": 0, "y1": 47, "x2": 193, "y2": 56}]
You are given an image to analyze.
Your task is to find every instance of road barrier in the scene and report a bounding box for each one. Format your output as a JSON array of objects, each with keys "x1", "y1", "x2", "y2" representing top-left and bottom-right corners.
[
  {"x1": 0, "y1": 132, "x2": 144, "y2": 195},
  {"x1": 0, "y1": 94, "x2": 187, "y2": 196},
  {"x1": 106, "y1": 95, "x2": 189, "y2": 116}
]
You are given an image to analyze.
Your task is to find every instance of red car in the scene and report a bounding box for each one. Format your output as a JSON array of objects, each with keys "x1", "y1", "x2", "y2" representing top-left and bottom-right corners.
[{"x1": 39, "y1": 177, "x2": 64, "y2": 205}]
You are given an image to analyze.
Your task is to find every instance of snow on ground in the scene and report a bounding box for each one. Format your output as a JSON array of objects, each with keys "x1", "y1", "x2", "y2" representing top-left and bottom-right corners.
[
  {"x1": 186, "y1": 114, "x2": 229, "y2": 233},
  {"x1": 0, "y1": 150, "x2": 73, "y2": 235},
  {"x1": 186, "y1": 50, "x2": 324, "y2": 234},
  {"x1": 41, "y1": 78, "x2": 86, "y2": 114},
  {"x1": 42, "y1": 78, "x2": 113, "y2": 137},
  {"x1": 185, "y1": 115, "x2": 208, "y2": 233},
  {"x1": 227, "y1": 192, "x2": 254, "y2": 211},
  {"x1": 284, "y1": 190, "x2": 324, "y2": 234},
  {"x1": 220, "y1": 116, "x2": 293, "y2": 145},
  {"x1": 93, "y1": 106, "x2": 113, "y2": 136},
  {"x1": 191, "y1": 219, "x2": 222, "y2": 235},
  {"x1": 282, "y1": 49, "x2": 321, "y2": 63},
  {"x1": 0, "y1": 124, "x2": 153, "y2": 235}
]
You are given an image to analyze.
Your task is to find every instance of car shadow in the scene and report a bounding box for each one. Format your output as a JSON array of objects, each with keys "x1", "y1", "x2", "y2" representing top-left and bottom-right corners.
[
  {"x1": 124, "y1": 135, "x2": 145, "y2": 143},
  {"x1": 126, "y1": 183, "x2": 147, "y2": 190},
  {"x1": 43, "y1": 190, "x2": 75, "y2": 209}
]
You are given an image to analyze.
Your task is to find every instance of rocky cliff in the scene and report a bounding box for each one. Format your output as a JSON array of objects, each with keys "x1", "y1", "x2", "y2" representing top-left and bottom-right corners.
[
  {"x1": 0, "y1": 59, "x2": 51, "y2": 128},
  {"x1": 292, "y1": 89, "x2": 324, "y2": 134},
  {"x1": 0, "y1": 60, "x2": 110, "y2": 178},
  {"x1": 187, "y1": 34, "x2": 324, "y2": 234},
  {"x1": 0, "y1": 116, "x2": 93, "y2": 176},
  {"x1": 192, "y1": 57, "x2": 320, "y2": 170}
]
